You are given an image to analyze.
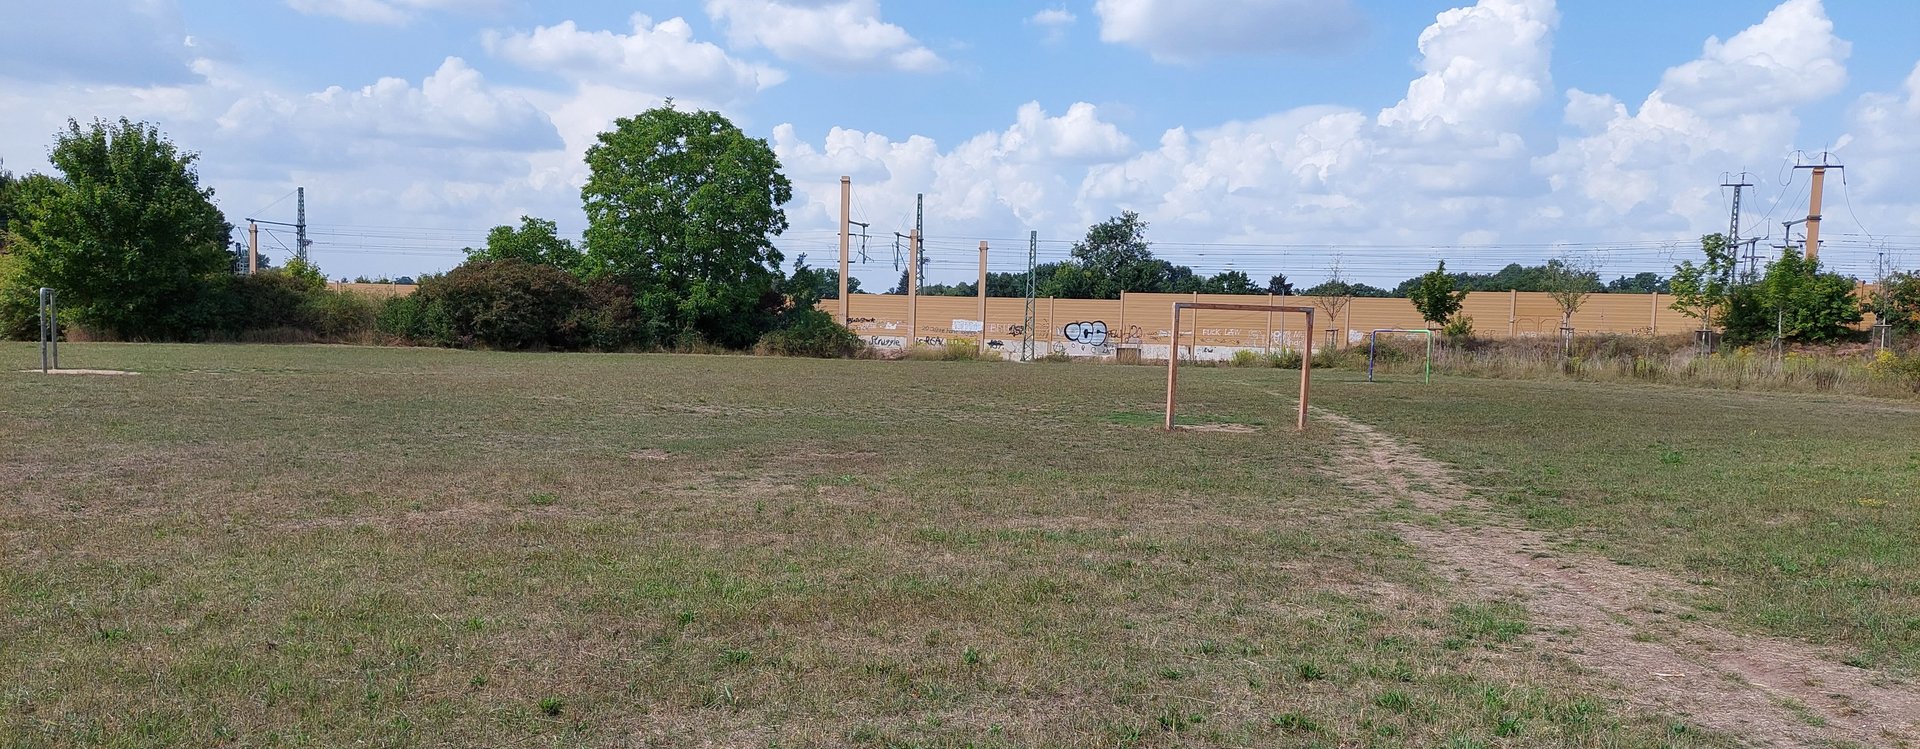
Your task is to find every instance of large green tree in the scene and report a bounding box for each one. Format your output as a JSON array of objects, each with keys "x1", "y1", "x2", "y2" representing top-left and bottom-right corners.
[
  {"x1": 468, "y1": 216, "x2": 582, "y2": 271},
  {"x1": 12, "y1": 119, "x2": 232, "y2": 339},
  {"x1": 1070, "y1": 212, "x2": 1162, "y2": 299},
  {"x1": 580, "y1": 105, "x2": 793, "y2": 348},
  {"x1": 1407, "y1": 260, "x2": 1468, "y2": 328}
]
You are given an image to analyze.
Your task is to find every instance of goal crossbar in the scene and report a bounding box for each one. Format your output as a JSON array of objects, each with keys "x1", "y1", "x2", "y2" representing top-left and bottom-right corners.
[
  {"x1": 1366, "y1": 328, "x2": 1433, "y2": 384},
  {"x1": 1165, "y1": 302, "x2": 1316, "y2": 432}
]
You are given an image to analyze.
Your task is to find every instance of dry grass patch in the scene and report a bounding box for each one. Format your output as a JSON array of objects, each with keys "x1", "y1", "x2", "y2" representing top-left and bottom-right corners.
[{"x1": 1, "y1": 343, "x2": 1721, "y2": 747}]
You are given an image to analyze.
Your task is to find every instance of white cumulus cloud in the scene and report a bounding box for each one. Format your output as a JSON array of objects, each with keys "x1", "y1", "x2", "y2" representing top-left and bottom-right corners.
[
  {"x1": 1657, "y1": 0, "x2": 1849, "y2": 117},
  {"x1": 1838, "y1": 61, "x2": 1920, "y2": 242},
  {"x1": 774, "y1": 102, "x2": 1134, "y2": 239},
  {"x1": 703, "y1": 0, "x2": 943, "y2": 73},
  {"x1": 1377, "y1": 0, "x2": 1559, "y2": 130},
  {"x1": 484, "y1": 14, "x2": 785, "y2": 103},
  {"x1": 1534, "y1": 0, "x2": 1850, "y2": 231},
  {"x1": 216, "y1": 57, "x2": 558, "y2": 153},
  {"x1": 1029, "y1": 8, "x2": 1077, "y2": 42}
]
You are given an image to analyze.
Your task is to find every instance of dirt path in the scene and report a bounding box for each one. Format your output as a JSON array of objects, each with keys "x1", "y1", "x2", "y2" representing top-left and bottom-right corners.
[{"x1": 1316, "y1": 408, "x2": 1920, "y2": 748}]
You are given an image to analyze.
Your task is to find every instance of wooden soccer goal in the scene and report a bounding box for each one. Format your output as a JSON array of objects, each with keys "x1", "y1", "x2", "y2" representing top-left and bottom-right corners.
[{"x1": 1165, "y1": 302, "x2": 1316, "y2": 432}]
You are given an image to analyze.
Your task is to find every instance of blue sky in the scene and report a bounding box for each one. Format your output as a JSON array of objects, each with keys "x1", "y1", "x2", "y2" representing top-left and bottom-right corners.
[{"x1": 3, "y1": 0, "x2": 1918, "y2": 288}]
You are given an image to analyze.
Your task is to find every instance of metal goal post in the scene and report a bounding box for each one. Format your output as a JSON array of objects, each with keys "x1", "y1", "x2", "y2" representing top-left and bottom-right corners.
[
  {"x1": 1165, "y1": 302, "x2": 1316, "y2": 431},
  {"x1": 38, "y1": 287, "x2": 60, "y2": 373},
  {"x1": 1366, "y1": 329, "x2": 1432, "y2": 384}
]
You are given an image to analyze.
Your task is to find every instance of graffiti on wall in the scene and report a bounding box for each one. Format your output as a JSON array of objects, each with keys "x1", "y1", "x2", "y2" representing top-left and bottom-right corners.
[{"x1": 1063, "y1": 321, "x2": 1109, "y2": 346}]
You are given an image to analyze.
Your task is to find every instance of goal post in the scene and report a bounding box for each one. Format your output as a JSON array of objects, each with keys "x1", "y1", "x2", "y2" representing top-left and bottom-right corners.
[
  {"x1": 1165, "y1": 302, "x2": 1316, "y2": 431},
  {"x1": 1366, "y1": 328, "x2": 1433, "y2": 384},
  {"x1": 38, "y1": 287, "x2": 60, "y2": 373}
]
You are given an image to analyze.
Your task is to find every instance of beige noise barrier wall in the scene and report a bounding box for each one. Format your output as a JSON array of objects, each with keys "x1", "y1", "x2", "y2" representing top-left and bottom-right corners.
[{"x1": 831, "y1": 291, "x2": 1694, "y2": 361}]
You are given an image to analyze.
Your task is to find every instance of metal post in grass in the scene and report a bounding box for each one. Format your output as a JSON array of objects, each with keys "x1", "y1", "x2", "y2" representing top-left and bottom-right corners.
[{"x1": 38, "y1": 287, "x2": 58, "y2": 373}]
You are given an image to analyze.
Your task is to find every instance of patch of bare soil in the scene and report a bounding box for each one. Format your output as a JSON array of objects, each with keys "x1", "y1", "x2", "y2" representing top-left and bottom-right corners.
[
  {"x1": 18, "y1": 368, "x2": 138, "y2": 376},
  {"x1": 1176, "y1": 423, "x2": 1259, "y2": 433},
  {"x1": 1316, "y1": 408, "x2": 1920, "y2": 748}
]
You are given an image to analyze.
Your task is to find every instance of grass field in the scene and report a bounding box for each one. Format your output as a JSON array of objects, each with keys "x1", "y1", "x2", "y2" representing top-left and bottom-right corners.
[
  {"x1": 4, "y1": 343, "x2": 1914, "y2": 747},
  {"x1": 1315, "y1": 375, "x2": 1920, "y2": 673}
]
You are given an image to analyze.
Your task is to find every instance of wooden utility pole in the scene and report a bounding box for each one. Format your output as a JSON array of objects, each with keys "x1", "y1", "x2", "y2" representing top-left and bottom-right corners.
[
  {"x1": 838, "y1": 176, "x2": 851, "y2": 324},
  {"x1": 907, "y1": 229, "x2": 920, "y2": 347},
  {"x1": 977, "y1": 241, "x2": 989, "y2": 356},
  {"x1": 248, "y1": 221, "x2": 259, "y2": 275},
  {"x1": 1805, "y1": 165, "x2": 1826, "y2": 261}
]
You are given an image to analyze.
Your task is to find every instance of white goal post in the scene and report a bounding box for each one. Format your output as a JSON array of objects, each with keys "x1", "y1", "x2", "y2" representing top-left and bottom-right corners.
[{"x1": 1165, "y1": 302, "x2": 1316, "y2": 431}]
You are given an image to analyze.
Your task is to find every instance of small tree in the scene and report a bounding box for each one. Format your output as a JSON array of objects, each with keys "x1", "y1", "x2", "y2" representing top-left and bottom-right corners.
[
  {"x1": 786, "y1": 253, "x2": 858, "y2": 307},
  {"x1": 1407, "y1": 260, "x2": 1468, "y2": 330},
  {"x1": 1871, "y1": 271, "x2": 1920, "y2": 336},
  {"x1": 1606, "y1": 272, "x2": 1668, "y2": 294},
  {"x1": 1542, "y1": 254, "x2": 1600, "y2": 354},
  {"x1": 1309, "y1": 257, "x2": 1356, "y2": 347},
  {"x1": 468, "y1": 216, "x2": 582, "y2": 271},
  {"x1": 1722, "y1": 247, "x2": 1862, "y2": 345},
  {"x1": 1205, "y1": 269, "x2": 1258, "y2": 295},
  {"x1": 1668, "y1": 233, "x2": 1737, "y2": 344}
]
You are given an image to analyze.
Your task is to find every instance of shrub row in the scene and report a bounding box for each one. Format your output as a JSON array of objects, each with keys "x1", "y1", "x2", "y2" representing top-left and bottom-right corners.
[
  {"x1": 0, "y1": 253, "x2": 380, "y2": 343},
  {"x1": 376, "y1": 260, "x2": 640, "y2": 351}
]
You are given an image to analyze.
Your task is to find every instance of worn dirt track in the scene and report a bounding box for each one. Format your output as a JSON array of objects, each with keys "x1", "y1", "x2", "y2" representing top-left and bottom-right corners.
[{"x1": 1317, "y1": 408, "x2": 1920, "y2": 748}]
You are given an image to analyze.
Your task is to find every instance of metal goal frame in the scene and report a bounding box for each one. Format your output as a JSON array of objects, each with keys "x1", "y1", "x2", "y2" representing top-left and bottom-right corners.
[{"x1": 1366, "y1": 328, "x2": 1433, "y2": 384}]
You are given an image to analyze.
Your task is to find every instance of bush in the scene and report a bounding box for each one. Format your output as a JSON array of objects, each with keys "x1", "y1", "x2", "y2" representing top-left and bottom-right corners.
[
  {"x1": 231, "y1": 270, "x2": 322, "y2": 331},
  {"x1": 755, "y1": 308, "x2": 864, "y2": 358},
  {"x1": 570, "y1": 278, "x2": 644, "y2": 351},
  {"x1": 1869, "y1": 350, "x2": 1920, "y2": 392},
  {"x1": 1722, "y1": 249, "x2": 1863, "y2": 345},
  {"x1": 1266, "y1": 349, "x2": 1304, "y2": 369},
  {"x1": 1442, "y1": 314, "x2": 1475, "y2": 339},
  {"x1": 219, "y1": 270, "x2": 377, "y2": 342},
  {"x1": 905, "y1": 338, "x2": 990, "y2": 361},
  {"x1": 410, "y1": 260, "x2": 590, "y2": 350},
  {"x1": 379, "y1": 266, "x2": 646, "y2": 352},
  {"x1": 1229, "y1": 349, "x2": 1263, "y2": 367},
  {"x1": 309, "y1": 290, "x2": 378, "y2": 342},
  {"x1": 0, "y1": 252, "x2": 39, "y2": 340},
  {"x1": 375, "y1": 292, "x2": 436, "y2": 343}
]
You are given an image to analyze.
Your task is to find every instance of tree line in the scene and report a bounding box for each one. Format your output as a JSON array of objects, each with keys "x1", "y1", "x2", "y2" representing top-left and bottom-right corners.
[
  {"x1": 0, "y1": 109, "x2": 859, "y2": 356},
  {"x1": 871, "y1": 211, "x2": 1674, "y2": 302},
  {"x1": 2, "y1": 111, "x2": 1913, "y2": 353}
]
